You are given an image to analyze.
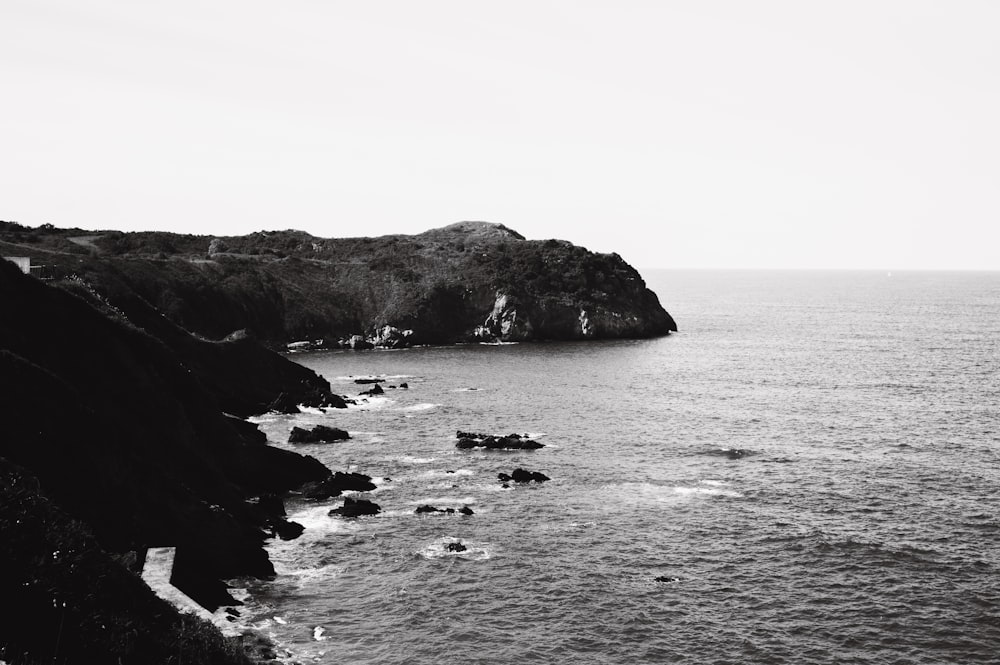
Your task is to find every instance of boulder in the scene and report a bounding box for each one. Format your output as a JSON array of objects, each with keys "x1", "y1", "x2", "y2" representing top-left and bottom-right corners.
[
  {"x1": 354, "y1": 378, "x2": 385, "y2": 384},
  {"x1": 347, "y1": 335, "x2": 373, "y2": 350},
  {"x1": 511, "y1": 468, "x2": 550, "y2": 483},
  {"x1": 446, "y1": 542, "x2": 467, "y2": 553},
  {"x1": 359, "y1": 383, "x2": 384, "y2": 397},
  {"x1": 329, "y1": 497, "x2": 381, "y2": 518},
  {"x1": 288, "y1": 425, "x2": 350, "y2": 444},
  {"x1": 270, "y1": 519, "x2": 305, "y2": 541}
]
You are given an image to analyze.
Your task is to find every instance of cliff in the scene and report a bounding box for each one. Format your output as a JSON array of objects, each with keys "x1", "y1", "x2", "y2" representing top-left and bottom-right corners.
[
  {"x1": 0, "y1": 258, "x2": 344, "y2": 662},
  {"x1": 0, "y1": 220, "x2": 676, "y2": 347}
]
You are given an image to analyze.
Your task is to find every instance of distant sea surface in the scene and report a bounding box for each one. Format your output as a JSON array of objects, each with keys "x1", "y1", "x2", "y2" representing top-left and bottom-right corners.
[{"x1": 245, "y1": 270, "x2": 1000, "y2": 664}]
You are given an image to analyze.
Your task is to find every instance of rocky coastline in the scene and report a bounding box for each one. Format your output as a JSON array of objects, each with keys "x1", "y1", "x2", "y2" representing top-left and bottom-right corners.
[
  {"x1": 0, "y1": 220, "x2": 676, "y2": 663},
  {"x1": 0, "y1": 220, "x2": 676, "y2": 349}
]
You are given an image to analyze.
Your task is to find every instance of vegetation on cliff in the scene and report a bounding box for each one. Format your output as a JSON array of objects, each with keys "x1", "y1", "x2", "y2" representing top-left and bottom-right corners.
[{"x1": 0, "y1": 220, "x2": 676, "y2": 347}]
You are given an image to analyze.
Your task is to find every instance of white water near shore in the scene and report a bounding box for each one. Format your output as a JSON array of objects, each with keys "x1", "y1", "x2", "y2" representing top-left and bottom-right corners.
[{"x1": 240, "y1": 270, "x2": 1000, "y2": 664}]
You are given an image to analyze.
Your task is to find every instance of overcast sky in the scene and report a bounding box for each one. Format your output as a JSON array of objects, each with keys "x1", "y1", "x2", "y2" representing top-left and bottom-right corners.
[{"x1": 2, "y1": 1, "x2": 998, "y2": 269}]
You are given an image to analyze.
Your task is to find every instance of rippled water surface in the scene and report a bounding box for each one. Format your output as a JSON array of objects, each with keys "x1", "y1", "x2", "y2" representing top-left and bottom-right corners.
[{"x1": 245, "y1": 270, "x2": 1000, "y2": 664}]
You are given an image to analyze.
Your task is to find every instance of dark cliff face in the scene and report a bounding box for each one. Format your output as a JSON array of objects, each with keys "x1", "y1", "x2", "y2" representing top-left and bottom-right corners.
[
  {"x1": 0, "y1": 220, "x2": 676, "y2": 347},
  {"x1": 0, "y1": 260, "x2": 333, "y2": 613}
]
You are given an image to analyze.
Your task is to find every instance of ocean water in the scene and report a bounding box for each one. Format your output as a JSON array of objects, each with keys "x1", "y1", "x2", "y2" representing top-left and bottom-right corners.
[{"x1": 243, "y1": 270, "x2": 1000, "y2": 664}]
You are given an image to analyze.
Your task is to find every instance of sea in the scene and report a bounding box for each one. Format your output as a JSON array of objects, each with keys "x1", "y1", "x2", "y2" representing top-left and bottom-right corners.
[{"x1": 243, "y1": 270, "x2": 1000, "y2": 664}]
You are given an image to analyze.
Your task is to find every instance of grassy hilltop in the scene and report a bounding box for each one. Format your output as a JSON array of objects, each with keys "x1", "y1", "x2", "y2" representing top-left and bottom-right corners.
[{"x1": 0, "y1": 220, "x2": 676, "y2": 347}]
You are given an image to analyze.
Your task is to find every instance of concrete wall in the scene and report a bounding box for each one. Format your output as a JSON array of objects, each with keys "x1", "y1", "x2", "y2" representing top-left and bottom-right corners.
[{"x1": 2, "y1": 256, "x2": 31, "y2": 274}]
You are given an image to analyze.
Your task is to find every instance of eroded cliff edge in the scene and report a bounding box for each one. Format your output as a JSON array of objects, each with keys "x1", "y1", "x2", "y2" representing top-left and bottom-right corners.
[{"x1": 1, "y1": 221, "x2": 676, "y2": 347}]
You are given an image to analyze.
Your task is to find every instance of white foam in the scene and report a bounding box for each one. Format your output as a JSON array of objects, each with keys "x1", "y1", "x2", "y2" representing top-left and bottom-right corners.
[
  {"x1": 699, "y1": 479, "x2": 731, "y2": 487},
  {"x1": 397, "y1": 456, "x2": 437, "y2": 464},
  {"x1": 314, "y1": 626, "x2": 329, "y2": 641},
  {"x1": 346, "y1": 396, "x2": 391, "y2": 411},
  {"x1": 451, "y1": 387, "x2": 482, "y2": 392},
  {"x1": 409, "y1": 496, "x2": 477, "y2": 506},
  {"x1": 296, "y1": 406, "x2": 327, "y2": 415},
  {"x1": 399, "y1": 403, "x2": 440, "y2": 412},
  {"x1": 334, "y1": 374, "x2": 415, "y2": 381},
  {"x1": 673, "y1": 486, "x2": 743, "y2": 498},
  {"x1": 418, "y1": 468, "x2": 474, "y2": 478},
  {"x1": 418, "y1": 537, "x2": 493, "y2": 561}
]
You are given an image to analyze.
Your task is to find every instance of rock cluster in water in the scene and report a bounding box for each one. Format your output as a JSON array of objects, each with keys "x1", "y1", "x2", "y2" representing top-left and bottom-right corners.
[
  {"x1": 288, "y1": 425, "x2": 350, "y2": 444},
  {"x1": 455, "y1": 431, "x2": 545, "y2": 450}
]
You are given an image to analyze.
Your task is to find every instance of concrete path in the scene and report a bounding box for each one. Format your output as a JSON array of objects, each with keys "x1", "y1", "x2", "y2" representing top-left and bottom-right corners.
[{"x1": 141, "y1": 547, "x2": 241, "y2": 636}]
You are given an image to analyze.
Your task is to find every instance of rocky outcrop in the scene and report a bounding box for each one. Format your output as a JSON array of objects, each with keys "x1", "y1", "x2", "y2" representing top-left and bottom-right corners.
[
  {"x1": 455, "y1": 431, "x2": 545, "y2": 450},
  {"x1": 288, "y1": 425, "x2": 350, "y2": 444},
  {"x1": 498, "y1": 469, "x2": 551, "y2": 483},
  {"x1": 1, "y1": 220, "x2": 675, "y2": 347},
  {"x1": 297, "y1": 472, "x2": 378, "y2": 500},
  {"x1": 329, "y1": 498, "x2": 381, "y2": 518},
  {"x1": 415, "y1": 505, "x2": 474, "y2": 515}
]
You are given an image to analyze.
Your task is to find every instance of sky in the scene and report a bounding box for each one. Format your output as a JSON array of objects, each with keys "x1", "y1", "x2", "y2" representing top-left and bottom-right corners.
[{"x1": 2, "y1": 1, "x2": 999, "y2": 270}]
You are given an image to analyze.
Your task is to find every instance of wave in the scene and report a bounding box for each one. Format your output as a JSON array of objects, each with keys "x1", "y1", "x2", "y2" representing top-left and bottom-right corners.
[
  {"x1": 398, "y1": 403, "x2": 440, "y2": 412},
  {"x1": 408, "y1": 496, "x2": 478, "y2": 506},
  {"x1": 346, "y1": 396, "x2": 392, "y2": 411},
  {"x1": 417, "y1": 536, "x2": 493, "y2": 561}
]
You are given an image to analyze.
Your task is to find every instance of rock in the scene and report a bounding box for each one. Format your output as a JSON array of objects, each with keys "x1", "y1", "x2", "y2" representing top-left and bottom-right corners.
[
  {"x1": 298, "y1": 471, "x2": 377, "y2": 500},
  {"x1": 415, "y1": 504, "x2": 472, "y2": 516},
  {"x1": 370, "y1": 325, "x2": 413, "y2": 349},
  {"x1": 267, "y1": 391, "x2": 301, "y2": 414},
  {"x1": 511, "y1": 468, "x2": 550, "y2": 483},
  {"x1": 247, "y1": 494, "x2": 286, "y2": 520},
  {"x1": 399, "y1": 382, "x2": 408, "y2": 389},
  {"x1": 446, "y1": 542, "x2": 467, "y2": 553},
  {"x1": 455, "y1": 431, "x2": 544, "y2": 450},
  {"x1": 329, "y1": 497, "x2": 381, "y2": 518},
  {"x1": 224, "y1": 413, "x2": 267, "y2": 445},
  {"x1": 271, "y1": 519, "x2": 305, "y2": 540},
  {"x1": 354, "y1": 378, "x2": 385, "y2": 384},
  {"x1": 497, "y1": 473, "x2": 512, "y2": 482},
  {"x1": 708, "y1": 448, "x2": 755, "y2": 459},
  {"x1": 288, "y1": 425, "x2": 350, "y2": 444},
  {"x1": 655, "y1": 576, "x2": 680, "y2": 583},
  {"x1": 360, "y1": 383, "x2": 384, "y2": 396},
  {"x1": 347, "y1": 335, "x2": 373, "y2": 350}
]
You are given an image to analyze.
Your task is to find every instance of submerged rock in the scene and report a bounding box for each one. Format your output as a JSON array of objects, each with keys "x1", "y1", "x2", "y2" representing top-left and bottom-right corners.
[
  {"x1": 446, "y1": 542, "x2": 467, "y2": 553},
  {"x1": 415, "y1": 504, "x2": 474, "y2": 516},
  {"x1": 707, "y1": 448, "x2": 756, "y2": 460},
  {"x1": 288, "y1": 425, "x2": 350, "y2": 444}
]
